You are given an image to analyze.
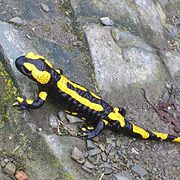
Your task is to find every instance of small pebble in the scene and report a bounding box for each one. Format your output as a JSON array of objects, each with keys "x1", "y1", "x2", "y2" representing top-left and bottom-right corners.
[
  {"x1": 100, "y1": 17, "x2": 113, "y2": 26},
  {"x1": 86, "y1": 140, "x2": 96, "y2": 150},
  {"x1": 9, "y1": 17, "x2": 23, "y2": 25},
  {"x1": 71, "y1": 146, "x2": 85, "y2": 164},
  {"x1": 15, "y1": 170, "x2": 29, "y2": 180},
  {"x1": 66, "y1": 114, "x2": 83, "y2": 123},
  {"x1": 104, "y1": 167, "x2": 113, "y2": 175},
  {"x1": 40, "y1": 3, "x2": 49, "y2": 13},
  {"x1": 4, "y1": 158, "x2": 9, "y2": 163},
  {"x1": 88, "y1": 148, "x2": 101, "y2": 156},
  {"x1": 58, "y1": 110, "x2": 68, "y2": 123},
  {"x1": 49, "y1": 113, "x2": 58, "y2": 129},
  {"x1": 83, "y1": 160, "x2": 95, "y2": 169},
  {"x1": 131, "y1": 163, "x2": 148, "y2": 177},
  {"x1": 113, "y1": 171, "x2": 133, "y2": 180},
  {"x1": 4, "y1": 162, "x2": 16, "y2": 175},
  {"x1": 101, "y1": 152, "x2": 107, "y2": 162},
  {"x1": 82, "y1": 164, "x2": 92, "y2": 173}
]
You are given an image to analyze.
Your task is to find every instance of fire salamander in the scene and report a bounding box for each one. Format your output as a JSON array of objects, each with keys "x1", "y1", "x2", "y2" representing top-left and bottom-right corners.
[{"x1": 14, "y1": 52, "x2": 180, "y2": 143}]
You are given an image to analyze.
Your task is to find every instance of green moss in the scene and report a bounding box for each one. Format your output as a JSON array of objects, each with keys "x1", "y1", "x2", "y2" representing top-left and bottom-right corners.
[{"x1": 59, "y1": 0, "x2": 73, "y2": 17}]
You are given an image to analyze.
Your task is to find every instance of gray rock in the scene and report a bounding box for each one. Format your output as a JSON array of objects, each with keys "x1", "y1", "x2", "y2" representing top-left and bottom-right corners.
[
  {"x1": 83, "y1": 160, "x2": 95, "y2": 169},
  {"x1": 114, "y1": 171, "x2": 134, "y2": 180},
  {"x1": 9, "y1": 17, "x2": 23, "y2": 25},
  {"x1": 104, "y1": 167, "x2": 113, "y2": 175},
  {"x1": 100, "y1": 17, "x2": 113, "y2": 26},
  {"x1": 57, "y1": 110, "x2": 68, "y2": 123},
  {"x1": 71, "y1": 146, "x2": 85, "y2": 164},
  {"x1": 88, "y1": 148, "x2": 101, "y2": 156},
  {"x1": 40, "y1": 3, "x2": 49, "y2": 13},
  {"x1": 66, "y1": 114, "x2": 83, "y2": 123},
  {"x1": 71, "y1": 0, "x2": 168, "y2": 47},
  {"x1": 82, "y1": 165, "x2": 93, "y2": 173},
  {"x1": 49, "y1": 113, "x2": 58, "y2": 129},
  {"x1": 162, "y1": 51, "x2": 180, "y2": 86},
  {"x1": 86, "y1": 140, "x2": 96, "y2": 150},
  {"x1": 3, "y1": 158, "x2": 9, "y2": 163},
  {"x1": 4, "y1": 162, "x2": 16, "y2": 175},
  {"x1": 1, "y1": 160, "x2": 6, "y2": 167},
  {"x1": 131, "y1": 163, "x2": 148, "y2": 177},
  {"x1": 101, "y1": 152, "x2": 107, "y2": 162},
  {"x1": 84, "y1": 25, "x2": 167, "y2": 105}
]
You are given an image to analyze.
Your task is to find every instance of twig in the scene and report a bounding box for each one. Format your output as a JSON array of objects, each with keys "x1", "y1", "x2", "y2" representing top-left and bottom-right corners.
[
  {"x1": 12, "y1": 145, "x2": 20, "y2": 154},
  {"x1": 98, "y1": 173, "x2": 104, "y2": 180}
]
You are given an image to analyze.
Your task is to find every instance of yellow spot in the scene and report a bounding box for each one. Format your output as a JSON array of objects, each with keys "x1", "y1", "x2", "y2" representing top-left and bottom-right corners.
[
  {"x1": 102, "y1": 119, "x2": 108, "y2": 126},
  {"x1": 87, "y1": 126, "x2": 94, "y2": 130},
  {"x1": 26, "y1": 99, "x2": 33, "y2": 104},
  {"x1": 39, "y1": 92, "x2": 47, "y2": 101},
  {"x1": 152, "y1": 131, "x2": 168, "y2": 140},
  {"x1": 172, "y1": 137, "x2": 180, "y2": 143},
  {"x1": 25, "y1": 52, "x2": 53, "y2": 68},
  {"x1": 24, "y1": 63, "x2": 51, "y2": 84},
  {"x1": 57, "y1": 76, "x2": 103, "y2": 111},
  {"x1": 108, "y1": 108, "x2": 125, "y2": 127},
  {"x1": 132, "y1": 124, "x2": 150, "y2": 139},
  {"x1": 81, "y1": 128, "x2": 86, "y2": 131},
  {"x1": 17, "y1": 97, "x2": 24, "y2": 103},
  {"x1": 81, "y1": 117, "x2": 86, "y2": 120},
  {"x1": 65, "y1": 110, "x2": 71, "y2": 114},
  {"x1": 72, "y1": 112, "x2": 78, "y2": 115},
  {"x1": 90, "y1": 92, "x2": 101, "y2": 99}
]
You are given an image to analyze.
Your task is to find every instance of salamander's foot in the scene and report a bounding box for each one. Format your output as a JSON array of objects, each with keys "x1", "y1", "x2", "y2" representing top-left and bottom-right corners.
[
  {"x1": 78, "y1": 126, "x2": 96, "y2": 139},
  {"x1": 13, "y1": 96, "x2": 28, "y2": 110}
]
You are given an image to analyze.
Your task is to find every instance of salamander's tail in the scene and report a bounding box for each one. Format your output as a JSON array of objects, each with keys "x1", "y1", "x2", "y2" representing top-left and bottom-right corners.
[{"x1": 110, "y1": 116, "x2": 180, "y2": 143}]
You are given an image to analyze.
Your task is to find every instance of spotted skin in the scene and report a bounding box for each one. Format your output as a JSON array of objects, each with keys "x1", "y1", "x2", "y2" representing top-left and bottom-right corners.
[{"x1": 15, "y1": 52, "x2": 180, "y2": 143}]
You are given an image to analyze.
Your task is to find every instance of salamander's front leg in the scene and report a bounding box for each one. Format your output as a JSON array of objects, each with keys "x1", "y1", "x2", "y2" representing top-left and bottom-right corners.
[
  {"x1": 14, "y1": 91, "x2": 48, "y2": 110},
  {"x1": 80, "y1": 120, "x2": 105, "y2": 139}
]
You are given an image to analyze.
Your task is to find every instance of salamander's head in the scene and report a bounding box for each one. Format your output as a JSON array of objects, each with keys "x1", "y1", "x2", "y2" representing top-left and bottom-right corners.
[{"x1": 15, "y1": 52, "x2": 61, "y2": 84}]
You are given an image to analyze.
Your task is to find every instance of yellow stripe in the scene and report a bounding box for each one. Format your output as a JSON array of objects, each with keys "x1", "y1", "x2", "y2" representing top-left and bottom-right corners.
[
  {"x1": 151, "y1": 131, "x2": 168, "y2": 140},
  {"x1": 57, "y1": 76, "x2": 103, "y2": 111},
  {"x1": 90, "y1": 92, "x2": 101, "y2": 99},
  {"x1": 132, "y1": 124, "x2": 150, "y2": 139},
  {"x1": 172, "y1": 137, "x2": 180, "y2": 143},
  {"x1": 39, "y1": 92, "x2": 48, "y2": 101},
  {"x1": 25, "y1": 52, "x2": 53, "y2": 68},
  {"x1": 108, "y1": 108, "x2": 125, "y2": 127}
]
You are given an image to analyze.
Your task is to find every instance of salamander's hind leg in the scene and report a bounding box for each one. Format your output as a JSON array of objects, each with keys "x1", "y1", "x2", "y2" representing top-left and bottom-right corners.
[{"x1": 79, "y1": 120, "x2": 105, "y2": 139}]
